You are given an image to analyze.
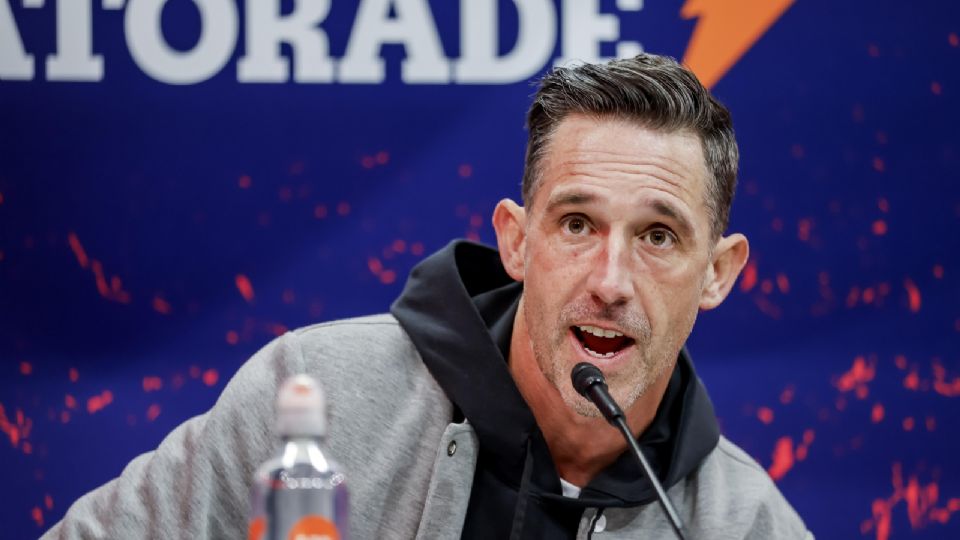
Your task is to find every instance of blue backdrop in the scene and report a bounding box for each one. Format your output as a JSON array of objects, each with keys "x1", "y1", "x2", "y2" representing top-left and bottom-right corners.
[{"x1": 2, "y1": 1, "x2": 959, "y2": 539}]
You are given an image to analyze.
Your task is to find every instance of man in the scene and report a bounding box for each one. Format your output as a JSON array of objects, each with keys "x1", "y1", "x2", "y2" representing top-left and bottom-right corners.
[{"x1": 45, "y1": 54, "x2": 811, "y2": 539}]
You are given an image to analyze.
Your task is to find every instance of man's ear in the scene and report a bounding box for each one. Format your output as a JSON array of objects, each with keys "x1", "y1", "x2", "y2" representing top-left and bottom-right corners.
[
  {"x1": 492, "y1": 199, "x2": 527, "y2": 282},
  {"x1": 700, "y1": 233, "x2": 749, "y2": 310}
]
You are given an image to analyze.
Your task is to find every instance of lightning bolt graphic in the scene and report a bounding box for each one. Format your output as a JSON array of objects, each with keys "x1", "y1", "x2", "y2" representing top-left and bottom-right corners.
[{"x1": 680, "y1": 0, "x2": 795, "y2": 89}]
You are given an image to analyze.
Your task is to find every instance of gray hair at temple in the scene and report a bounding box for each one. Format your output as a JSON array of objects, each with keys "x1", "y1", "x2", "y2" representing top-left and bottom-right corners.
[{"x1": 522, "y1": 53, "x2": 739, "y2": 240}]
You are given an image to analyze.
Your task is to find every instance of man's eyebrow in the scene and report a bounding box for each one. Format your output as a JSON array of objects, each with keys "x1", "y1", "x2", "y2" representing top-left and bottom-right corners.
[
  {"x1": 651, "y1": 199, "x2": 694, "y2": 238},
  {"x1": 543, "y1": 191, "x2": 597, "y2": 213}
]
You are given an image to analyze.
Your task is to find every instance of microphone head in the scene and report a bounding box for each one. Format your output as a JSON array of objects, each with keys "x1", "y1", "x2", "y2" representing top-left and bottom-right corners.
[{"x1": 571, "y1": 362, "x2": 606, "y2": 397}]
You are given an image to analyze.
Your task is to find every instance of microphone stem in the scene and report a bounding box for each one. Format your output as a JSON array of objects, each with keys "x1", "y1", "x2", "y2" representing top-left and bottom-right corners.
[{"x1": 612, "y1": 416, "x2": 688, "y2": 540}]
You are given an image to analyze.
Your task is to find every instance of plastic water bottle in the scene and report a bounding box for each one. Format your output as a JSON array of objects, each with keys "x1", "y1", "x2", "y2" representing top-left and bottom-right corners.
[{"x1": 248, "y1": 375, "x2": 349, "y2": 540}]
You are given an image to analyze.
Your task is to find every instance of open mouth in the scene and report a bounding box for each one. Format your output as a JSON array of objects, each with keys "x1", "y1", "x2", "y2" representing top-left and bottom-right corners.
[{"x1": 571, "y1": 325, "x2": 635, "y2": 359}]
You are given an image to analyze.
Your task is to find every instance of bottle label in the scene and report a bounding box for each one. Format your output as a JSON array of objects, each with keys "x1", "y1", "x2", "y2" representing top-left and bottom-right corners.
[
  {"x1": 288, "y1": 515, "x2": 340, "y2": 540},
  {"x1": 248, "y1": 517, "x2": 266, "y2": 540}
]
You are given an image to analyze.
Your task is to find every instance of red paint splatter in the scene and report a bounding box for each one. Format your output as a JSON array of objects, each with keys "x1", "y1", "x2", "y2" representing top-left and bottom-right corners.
[
  {"x1": 152, "y1": 295, "x2": 172, "y2": 315},
  {"x1": 775, "y1": 273, "x2": 790, "y2": 294},
  {"x1": 469, "y1": 214, "x2": 484, "y2": 229},
  {"x1": 189, "y1": 365, "x2": 200, "y2": 378},
  {"x1": 871, "y1": 403, "x2": 885, "y2": 423},
  {"x1": 872, "y1": 220, "x2": 887, "y2": 236},
  {"x1": 142, "y1": 376, "x2": 163, "y2": 392},
  {"x1": 202, "y1": 369, "x2": 219, "y2": 387},
  {"x1": 20, "y1": 361, "x2": 32, "y2": 375},
  {"x1": 146, "y1": 404, "x2": 161, "y2": 422},
  {"x1": 862, "y1": 463, "x2": 960, "y2": 539},
  {"x1": 67, "y1": 232, "x2": 89, "y2": 268},
  {"x1": 835, "y1": 356, "x2": 876, "y2": 394},
  {"x1": 895, "y1": 355, "x2": 907, "y2": 370},
  {"x1": 86, "y1": 390, "x2": 114, "y2": 414},
  {"x1": 392, "y1": 239, "x2": 407, "y2": 253},
  {"x1": 282, "y1": 289, "x2": 295, "y2": 304},
  {"x1": 235, "y1": 274, "x2": 255, "y2": 303},
  {"x1": 740, "y1": 260, "x2": 758, "y2": 292},
  {"x1": 931, "y1": 81, "x2": 942, "y2": 95},
  {"x1": 846, "y1": 286, "x2": 860, "y2": 308},
  {"x1": 798, "y1": 219, "x2": 813, "y2": 242},
  {"x1": 779, "y1": 385, "x2": 795, "y2": 405},
  {"x1": 226, "y1": 330, "x2": 239, "y2": 345},
  {"x1": 904, "y1": 368, "x2": 920, "y2": 391},
  {"x1": 0, "y1": 404, "x2": 33, "y2": 449},
  {"x1": 375, "y1": 151, "x2": 389, "y2": 165},
  {"x1": 752, "y1": 296, "x2": 782, "y2": 319},
  {"x1": 31, "y1": 506, "x2": 43, "y2": 527},
  {"x1": 795, "y1": 430, "x2": 815, "y2": 462},
  {"x1": 380, "y1": 270, "x2": 397, "y2": 285},
  {"x1": 314, "y1": 204, "x2": 328, "y2": 219},
  {"x1": 926, "y1": 417, "x2": 937, "y2": 431},
  {"x1": 69, "y1": 368, "x2": 79, "y2": 382},
  {"x1": 336, "y1": 201, "x2": 351, "y2": 216},
  {"x1": 411, "y1": 242, "x2": 425, "y2": 256},
  {"x1": 458, "y1": 164, "x2": 473, "y2": 178},
  {"x1": 902, "y1": 417, "x2": 915, "y2": 431},
  {"x1": 760, "y1": 279, "x2": 773, "y2": 294},
  {"x1": 933, "y1": 265, "x2": 944, "y2": 279},
  {"x1": 757, "y1": 407, "x2": 774, "y2": 424},
  {"x1": 878, "y1": 197, "x2": 889, "y2": 212},
  {"x1": 64, "y1": 394, "x2": 76, "y2": 409},
  {"x1": 863, "y1": 287, "x2": 876, "y2": 305},
  {"x1": 361, "y1": 156, "x2": 375, "y2": 169},
  {"x1": 44, "y1": 494, "x2": 53, "y2": 510},
  {"x1": 950, "y1": 33, "x2": 960, "y2": 46},
  {"x1": 904, "y1": 278, "x2": 921, "y2": 312},
  {"x1": 238, "y1": 175, "x2": 252, "y2": 189},
  {"x1": 767, "y1": 436, "x2": 795, "y2": 481},
  {"x1": 368, "y1": 257, "x2": 383, "y2": 275},
  {"x1": 932, "y1": 360, "x2": 960, "y2": 397},
  {"x1": 872, "y1": 157, "x2": 886, "y2": 172}
]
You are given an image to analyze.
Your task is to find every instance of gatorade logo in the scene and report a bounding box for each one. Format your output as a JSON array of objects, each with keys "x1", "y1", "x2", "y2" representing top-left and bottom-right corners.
[
  {"x1": 288, "y1": 515, "x2": 340, "y2": 540},
  {"x1": 681, "y1": 0, "x2": 795, "y2": 89}
]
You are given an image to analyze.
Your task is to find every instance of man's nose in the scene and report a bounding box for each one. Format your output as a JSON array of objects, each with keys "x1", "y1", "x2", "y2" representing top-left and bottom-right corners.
[{"x1": 586, "y1": 235, "x2": 634, "y2": 306}]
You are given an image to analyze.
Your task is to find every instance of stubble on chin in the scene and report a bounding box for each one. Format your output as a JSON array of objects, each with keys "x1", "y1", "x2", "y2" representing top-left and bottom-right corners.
[{"x1": 525, "y1": 302, "x2": 663, "y2": 418}]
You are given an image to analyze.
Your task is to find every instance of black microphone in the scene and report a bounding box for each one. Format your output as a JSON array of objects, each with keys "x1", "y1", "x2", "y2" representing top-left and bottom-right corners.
[{"x1": 571, "y1": 362, "x2": 688, "y2": 540}]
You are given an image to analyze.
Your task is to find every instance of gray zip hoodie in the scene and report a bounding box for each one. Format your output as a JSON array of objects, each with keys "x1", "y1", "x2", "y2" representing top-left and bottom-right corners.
[{"x1": 43, "y1": 241, "x2": 812, "y2": 539}]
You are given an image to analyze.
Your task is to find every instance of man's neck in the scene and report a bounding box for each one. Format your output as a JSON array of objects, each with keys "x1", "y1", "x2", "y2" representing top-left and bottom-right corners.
[{"x1": 508, "y1": 307, "x2": 672, "y2": 487}]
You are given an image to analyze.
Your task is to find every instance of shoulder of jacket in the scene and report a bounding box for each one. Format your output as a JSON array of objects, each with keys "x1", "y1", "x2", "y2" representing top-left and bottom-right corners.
[
  {"x1": 293, "y1": 313, "x2": 402, "y2": 336},
  {"x1": 696, "y1": 436, "x2": 779, "y2": 496},
  {"x1": 690, "y1": 436, "x2": 810, "y2": 538}
]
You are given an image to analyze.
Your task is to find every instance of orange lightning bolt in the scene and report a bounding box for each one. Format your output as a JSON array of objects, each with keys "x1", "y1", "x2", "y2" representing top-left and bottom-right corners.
[{"x1": 680, "y1": 0, "x2": 795, "y2": 89}]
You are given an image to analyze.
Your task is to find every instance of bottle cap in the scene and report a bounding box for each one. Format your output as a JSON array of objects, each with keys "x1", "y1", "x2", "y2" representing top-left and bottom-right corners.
[{"x1": 276, "y1": 375, "x2": 327, "y2": 437}]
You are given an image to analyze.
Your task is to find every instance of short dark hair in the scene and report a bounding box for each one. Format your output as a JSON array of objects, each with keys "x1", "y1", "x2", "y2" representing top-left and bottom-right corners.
[{"x1": 523, "y1": 53, "x2": 739, "y2": 239}]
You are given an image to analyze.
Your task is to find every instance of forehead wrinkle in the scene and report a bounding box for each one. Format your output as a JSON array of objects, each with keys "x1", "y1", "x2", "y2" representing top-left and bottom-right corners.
[{"x1": 553, "y1": 151, "x2": 703, "y2": 202}]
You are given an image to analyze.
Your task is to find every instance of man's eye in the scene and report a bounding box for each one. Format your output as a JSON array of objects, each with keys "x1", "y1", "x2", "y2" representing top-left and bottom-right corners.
[
  {"x1": 644, "y1": 228, "x2": 676, "y2": 248},
  {"x1": 563, "y1": 217, "x2": 588, "y2": 235}
]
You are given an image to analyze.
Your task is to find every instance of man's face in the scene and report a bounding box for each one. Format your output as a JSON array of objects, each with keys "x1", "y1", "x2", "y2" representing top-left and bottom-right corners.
[{"x1": 517, "y1": 114, "x2": 716, "y2": 416}]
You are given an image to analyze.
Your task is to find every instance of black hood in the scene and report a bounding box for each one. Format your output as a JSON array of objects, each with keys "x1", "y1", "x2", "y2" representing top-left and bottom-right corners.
[{"x1": 391, "y1": 240, "x2": 721, "y2": 514}]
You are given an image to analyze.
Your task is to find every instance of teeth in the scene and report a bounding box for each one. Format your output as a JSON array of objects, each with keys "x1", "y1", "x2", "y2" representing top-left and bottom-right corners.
[
  {"x1": 582, "y1": 346, "x2": 616, "y2": 359},
  {"x1": 578, "y1": 325, "x2": 623, "y2": 338}
]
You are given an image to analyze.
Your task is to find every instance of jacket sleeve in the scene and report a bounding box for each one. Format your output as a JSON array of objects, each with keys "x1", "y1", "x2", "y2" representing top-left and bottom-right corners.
[{"x1": 41, "y1": 332, "x2": 307, "y2": 540}]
